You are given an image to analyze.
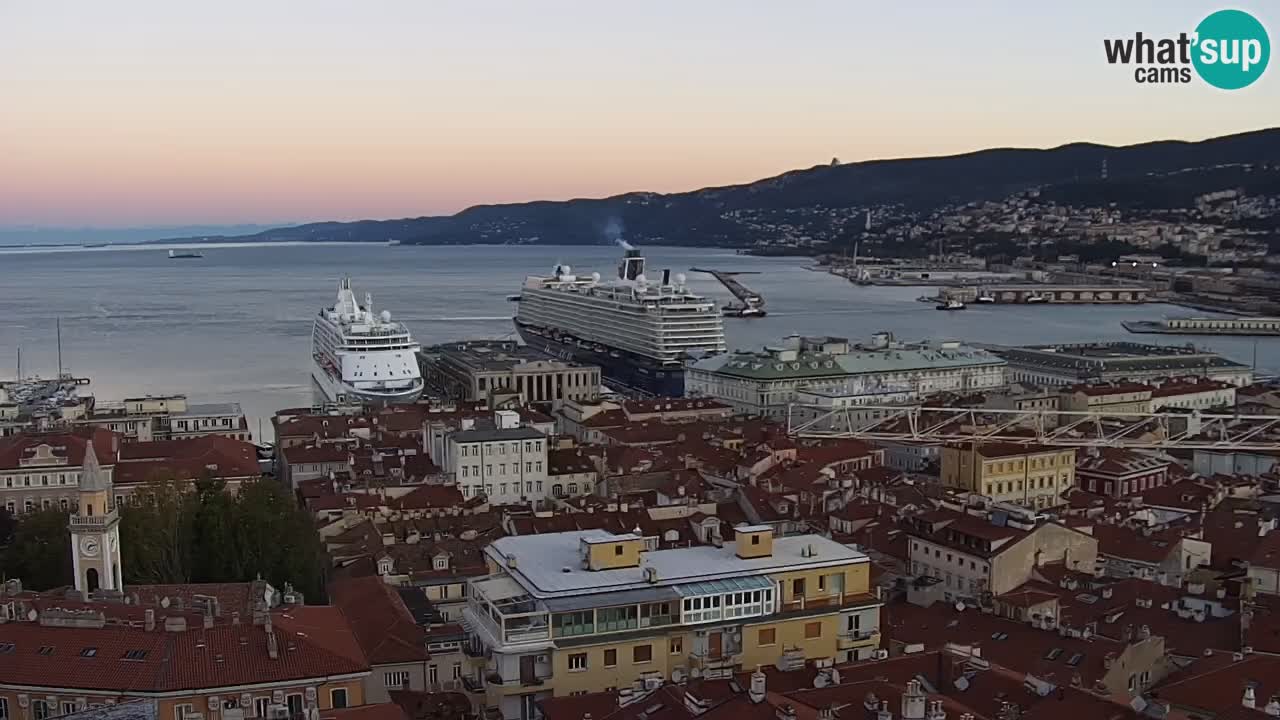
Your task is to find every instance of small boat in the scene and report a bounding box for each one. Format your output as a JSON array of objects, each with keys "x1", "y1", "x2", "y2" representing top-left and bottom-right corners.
[
  {"x1": 936, "y1": 299, "x2": 966, "y2": 311},
  {"x1": 168, "y1": 249, "x2": 203, "y2": 259},
  {"x1": 387, "y1": 240, "x2": 401, "y2": 246},
  {"x1": 976, "y1": 292, "x2": 996, "y2": 303},
  {"x1": 1024, "y1": 293, "x2": 1049, "y2": 304}
]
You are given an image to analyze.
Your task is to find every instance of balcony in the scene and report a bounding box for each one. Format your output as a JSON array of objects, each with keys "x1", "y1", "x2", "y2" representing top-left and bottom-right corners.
[
  {"x1": 69, "y1": 510, "x2": 118, "y2": 527},
  {"x1": 837, "y1": 629, "x2": 880, "y2": 650},
  {"x1": 466, "y1": 577, "x2": 551, "y2": 647}
]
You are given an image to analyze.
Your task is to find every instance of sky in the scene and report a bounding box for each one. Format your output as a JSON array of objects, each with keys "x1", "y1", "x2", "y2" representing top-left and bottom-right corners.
[{"x1": 1, "y1": 0, "x2": 1277, "y2": 229}]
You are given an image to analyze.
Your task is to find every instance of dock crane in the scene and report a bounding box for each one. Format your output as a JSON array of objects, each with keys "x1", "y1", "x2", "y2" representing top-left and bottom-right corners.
[{"x1": 689, "y1": 268, "x2": 767, "y2": 317}]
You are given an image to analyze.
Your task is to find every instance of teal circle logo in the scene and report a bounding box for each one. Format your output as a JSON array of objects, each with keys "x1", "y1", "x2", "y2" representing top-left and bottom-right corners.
[{"x1": 1192, "y1": 9, "x2": 1270, "y2": 89}]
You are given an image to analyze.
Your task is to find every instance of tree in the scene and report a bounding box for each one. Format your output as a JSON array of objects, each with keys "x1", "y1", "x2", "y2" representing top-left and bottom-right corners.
[
  {"x1": 0, "y1": 508, "x2": 73, "y2": 590},
  {"x1": 119, "y1": 476, "x2": 193, "y2": 584}
]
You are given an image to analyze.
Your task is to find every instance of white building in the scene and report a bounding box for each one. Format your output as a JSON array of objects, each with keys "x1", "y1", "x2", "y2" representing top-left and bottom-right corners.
[
  {"x1": 430, "y1": 410, "x2": 549, "y2": 505},
  {"x1": 686, "y1": 334, "x2": 1005, "y2": 418}
]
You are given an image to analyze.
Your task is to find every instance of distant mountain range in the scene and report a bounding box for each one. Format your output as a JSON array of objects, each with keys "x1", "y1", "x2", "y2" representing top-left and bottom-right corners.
[
  {"x1": 0, "y1": 224, "x2": 285, "y2": 247},
  {"x1": 161, "y1": 127, "x2": 1280, "y2": 249}
]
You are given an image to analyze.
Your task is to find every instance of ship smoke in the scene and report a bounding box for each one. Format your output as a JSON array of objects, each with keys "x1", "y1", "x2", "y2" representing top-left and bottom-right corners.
[{"x1": 602, "y1": 217, "x2": 632, "y2": 250}]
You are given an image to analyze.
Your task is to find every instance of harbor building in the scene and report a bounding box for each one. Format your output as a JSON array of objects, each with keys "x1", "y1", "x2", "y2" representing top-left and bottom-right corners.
[
  {"x1": 939, "y1": 442, "x2": 1077, "y2": 509},
  {"x1": 991, "y1": 341, "x2": 1254, "y2": 388},
  {"x1": 426, "y1": 410, "x2": 550, "y2": 505},
  {"x1": 0, "y1": 428, "x2": 117, "y2": 515},
  {"x1": 462, "y1": 526, "x2": 882, "y2": 720},
  {"x1": 419, "y1": 340, "x2": 601, "y2": 405},
  {"x1": 685, "y1": 334, "x2": 1006, "y2": 418}
]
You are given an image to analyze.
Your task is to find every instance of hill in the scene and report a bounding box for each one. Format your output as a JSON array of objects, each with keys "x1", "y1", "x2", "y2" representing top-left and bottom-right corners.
[{"x1": 164, "y1": 127, "x2": 1280, "y2": 250}]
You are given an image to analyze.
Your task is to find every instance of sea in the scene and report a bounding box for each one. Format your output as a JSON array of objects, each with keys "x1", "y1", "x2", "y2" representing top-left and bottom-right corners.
[{"x1": 2, "y1": 243, "x2": 1278, "y2": 442}]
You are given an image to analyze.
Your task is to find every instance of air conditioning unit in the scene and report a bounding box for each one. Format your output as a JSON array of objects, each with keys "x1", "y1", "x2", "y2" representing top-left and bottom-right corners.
[
  {"x1": 536, "y1": 654, "x2": 548, "y2": 663},
  {"x1": 873, "y1": 650, "x2": 889, "y2": 660}
]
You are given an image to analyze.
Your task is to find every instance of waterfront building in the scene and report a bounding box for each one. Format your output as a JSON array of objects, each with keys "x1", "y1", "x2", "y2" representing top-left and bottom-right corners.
[
  {"x1": 1059, "y1": 382, "x2": 1153, "y2": 416},
  {"x1": 426, "y1": 411, "x2": 549, "y2": 505},
  {"x1": 939, "y1": 442, "x2": 1076, "y2": 509},
  {"x1": 419, "y1": 340, "x2": 601, "y2": 405},
  {"x1": 462, "y1": 526, "x2": 882, "y2": 720},
  {"x1": 686, "y1": 334, "x2": 1006, "y2": 418},
  {"x1": 992, "y1": 341, "x2": 1254, "y2": 387}
]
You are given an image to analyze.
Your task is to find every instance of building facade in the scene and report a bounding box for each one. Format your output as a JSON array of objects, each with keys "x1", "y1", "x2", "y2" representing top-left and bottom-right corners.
[
  {"x1": 993, "y1": 342, "x2": 1253, "y2": 388},
  {"x1": 686, "y1": 335, "x2": 1006, "y2": 418},
  {"x1": 462, "y1": 527, "x2": 882, "y2": 720},
  {"x1": 419, "y1": 341, "x2": 600, "y2": 405},
  {"x1": 427, "y1": 412, "x2": 549, "y2": 505},
  {"x1": 0, "y1": 428, "x2": 118, "y2": 515},
  {"x1": 940, "y1": 443, "x2": 1077, "y2": 509}
]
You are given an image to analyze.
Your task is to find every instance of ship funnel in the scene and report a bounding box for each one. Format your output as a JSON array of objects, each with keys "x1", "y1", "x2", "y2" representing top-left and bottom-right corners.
[
  {"x1": 662, "y1": 269, "x2": 671, "y2": 285},
  {"x1": 618, "y1": 248, "x2": 645, "y2": 281}
]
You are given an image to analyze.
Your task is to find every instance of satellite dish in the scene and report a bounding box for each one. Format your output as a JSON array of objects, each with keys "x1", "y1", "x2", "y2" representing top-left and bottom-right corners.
[
  {"x1": 591, "y1": 272, "x2": 601, "y2": 282},
  {"x1": 380, "y1": 310, "x2": 392, "y2": 322},
  {"x1": 814, "y1": 673, "x2": 830, "y2": 689},
  {"x1": 636, "y1": 273, "x2": 647, "y2": 284},
  {"x1": 675, "y1": 273, "x2": 687, "y2": 285},
  {"x1": 955, "y1": 601, "x2": 965, "y2": 612}
]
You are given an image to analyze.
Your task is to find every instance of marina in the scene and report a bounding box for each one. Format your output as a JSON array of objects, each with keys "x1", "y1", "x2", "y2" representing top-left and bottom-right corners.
[{"x1": 1123, "y1": 316, "x2": 1280, "y2": 337}]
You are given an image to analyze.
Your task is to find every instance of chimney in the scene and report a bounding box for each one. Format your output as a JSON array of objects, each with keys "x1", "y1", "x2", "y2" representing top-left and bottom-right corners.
[
  {"x1": 144, "y1": 609, "x2": 155, "y2": 632},
  {"x1": 902, "y1": 678, "x2": 927, "y2": 720},
  {"x1": 203, "y1": 614, "x2": 213, "y2": 629},
  {"x1": 927, "y1": 700, "x2": 948, "y2": 720},
  {"x1": 817, "y1": 708, "x2": 836, "y2": 720},
  {"x1": 1264, "y1": 697, "x2": 1280, "y2": 717},
  {"x1": 775, "y1": 705, "x2": 796, "y2": 720},
  {"x1": 748, "y1": 668, "x2": 767, "y2": 703},
  {"x1": 266, "y1": 630, "x2": 280, "y2": 660},
  {"x1": 231, "y1": 611, "x2": 240, "y2": 625},
  {"x1": 1244, "y1": 685, "x2": 1257, "y2": 710},
  {"x1": 877, "y1": 701, "x2": 893, "y2": 720}
]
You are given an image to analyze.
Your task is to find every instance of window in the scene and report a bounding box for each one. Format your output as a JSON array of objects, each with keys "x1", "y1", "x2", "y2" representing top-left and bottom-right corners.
[
  {"x1": 752, "y1": 535, "x2": 760, "y2": 546},
  {"x1": 286, "y1": 695, "x2": 303, "y2": 717},
  {"x1": 173, "y1": 705, "x2": 194, "y2": 720},
  {"x1": 428, "y1": 664, "x2": 438, "y2": 684},
  {"x1": 758, "y1": 628, "x2": 777, "y2": 646},
  {"x1": 0, "y1": 698, "x2": 8, "y2": 720},
  {"x1": 614, "y1": 544, "x2": 624, "y2": 556},
  {"x1": 568, "y1": 653, "x2": 588, "y2": 671},
  {"x1": 604, "y1": 648, "x2": 617, "y2": 667},
  {"x1": 385, "y1": 670, "x2": 410, "y2": 688},
  {"x1": 553, "y1": 610, "x2": 594, "y2": 638},
  {"x1": 670, "y1": 637, "x2": 683, "y2": 655},
  {"x1": 33, "y1": 701, "x2": 50, "y2": 720},
  {"x1": 62, "y1": 703, "x2": 78, "y2": 717},
  {"x1": 633, "y1": 644, "x2": 652, "y2": 664},
  {"x1": 804, "y1": 622, "x2": 822, "y2": 639},
  {"x1": 330, "y1": 689, "x2": 348, "y2": 710},
  {"x1": 254, "y1": 699, "x2": 270, "y2": 718},
  {"x1": 597, "y1": 606, "x2": 638, "y2": 632},
  {"x1": 452, "y1": 662, "x2": 462, "y2": 679}
]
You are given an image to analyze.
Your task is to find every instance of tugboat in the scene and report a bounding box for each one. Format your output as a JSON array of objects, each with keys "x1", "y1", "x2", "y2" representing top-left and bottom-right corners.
[
  {"x1": 936, "y1": 299, "x2": 967, "y2": 311},
  {"x1": 1024, "y1": 293, "x2": 1049, "y2": 304},
  {"x1": 976, "y1": 291, "x2": 996, "y2": 303},
  {"x1": 168, "y1": 249, "x2": 204, "y2": 259}
]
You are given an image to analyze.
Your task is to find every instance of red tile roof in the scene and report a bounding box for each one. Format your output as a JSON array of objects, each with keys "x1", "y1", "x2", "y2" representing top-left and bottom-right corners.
[
  {"x1": 328, "y1": 577, "x2": 428, "y2": 665},
  {"x1": 0, "y1": 427, "x2": 117, "y2": 470},
  {"x1": 115, "y1": 436, "x2": 260, "y2": 485}
]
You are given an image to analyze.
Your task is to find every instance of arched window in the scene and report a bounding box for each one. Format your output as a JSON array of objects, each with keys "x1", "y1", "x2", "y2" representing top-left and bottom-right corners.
[{"x1": 86, "y1": 568, "x2": 100, "y2": 592}]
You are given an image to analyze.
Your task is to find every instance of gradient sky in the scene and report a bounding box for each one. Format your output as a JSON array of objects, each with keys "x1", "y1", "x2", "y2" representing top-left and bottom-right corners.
[{"x1": 2, "y1": 0, "x2": 1276, "y2": 228}]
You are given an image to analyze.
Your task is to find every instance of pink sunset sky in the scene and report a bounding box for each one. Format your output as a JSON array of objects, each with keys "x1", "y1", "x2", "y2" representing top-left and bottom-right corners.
[{"x1": 1, "y1": 0, "x2": 1276, "y2": 228}]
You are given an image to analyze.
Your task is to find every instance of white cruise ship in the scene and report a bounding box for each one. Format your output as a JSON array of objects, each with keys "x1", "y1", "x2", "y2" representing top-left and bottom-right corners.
[
  {"x1": 312, "y1": 278, "x2": 423, "y2": 404},
  {"x1": 514, "y1": 245, "x2": 726, "y2": 396}
]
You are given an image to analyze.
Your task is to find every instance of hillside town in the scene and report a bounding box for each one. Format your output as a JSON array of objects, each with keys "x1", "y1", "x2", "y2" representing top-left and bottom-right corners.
[{"x1": 2, "y1": 330, "x2": 1280, "y2": 720}]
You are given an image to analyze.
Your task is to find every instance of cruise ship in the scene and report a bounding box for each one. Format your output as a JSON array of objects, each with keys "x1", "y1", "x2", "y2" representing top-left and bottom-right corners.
[
  {"x1": 513, "y1": 245, "x2": 726, "y2": 396},
  {"x1": 311, "y1": 278, "x2": 424, "y2": 404}
]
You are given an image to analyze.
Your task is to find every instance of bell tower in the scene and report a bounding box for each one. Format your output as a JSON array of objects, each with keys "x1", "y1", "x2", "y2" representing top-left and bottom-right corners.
[{"x1": 68, "y1": 440, "x2": 122, "y2": 594}]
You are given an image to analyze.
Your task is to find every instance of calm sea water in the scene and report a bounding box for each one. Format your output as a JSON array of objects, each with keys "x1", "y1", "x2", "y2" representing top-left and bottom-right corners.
[{"x1": 2, "y1": 243, "x2": 1277, "y2": 440}]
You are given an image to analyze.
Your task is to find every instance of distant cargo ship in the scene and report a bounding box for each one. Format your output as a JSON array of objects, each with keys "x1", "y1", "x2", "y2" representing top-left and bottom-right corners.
[
  {"x1": 513, "y1": 244, "x2": 726, "y2": 396},
  {"x1": 168, "y1": 249, "x2": 204, "y2": 259}
]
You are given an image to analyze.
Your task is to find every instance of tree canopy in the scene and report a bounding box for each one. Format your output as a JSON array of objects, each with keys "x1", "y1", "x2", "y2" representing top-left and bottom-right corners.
[{"x1": 1, "y1": 478, "x2": 327, "y2": 600}]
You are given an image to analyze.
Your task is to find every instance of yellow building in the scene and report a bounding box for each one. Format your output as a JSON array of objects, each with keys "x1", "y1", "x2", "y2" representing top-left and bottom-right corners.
[
  {"x1": 463, "y1": 526, "x2": 881, "y2": 720},
  {"x1": 940, "y1": 442, "x2": 1076, "y2": 509}
]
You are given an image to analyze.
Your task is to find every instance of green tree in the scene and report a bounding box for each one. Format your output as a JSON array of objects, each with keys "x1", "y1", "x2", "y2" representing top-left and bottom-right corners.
[
  {"x1": 0, "y1": 508, "x2": 73, "y2": 590},
  {"x1": 119, "y1": 476, "x2": 193, "y2": 584}
]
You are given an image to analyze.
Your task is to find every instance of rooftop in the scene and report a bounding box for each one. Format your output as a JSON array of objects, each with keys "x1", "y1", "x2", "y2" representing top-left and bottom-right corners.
[
  {"x1": 691, "y1": 339, "x2": 1004, "y2": 380},
  {"x1": 485, "y1": 529, "x2": 866, "y2": 599},
  {"x1": 425, "y1": 340, "x2": 594, "y2": 372},
  {"x1": 452, "y1": 426, "x2": 545, "y2": 443}
]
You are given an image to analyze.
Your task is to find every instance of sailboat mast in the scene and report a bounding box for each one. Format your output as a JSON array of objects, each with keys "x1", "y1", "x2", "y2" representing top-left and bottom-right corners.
[{"x1": 57, "y1": 317, "x2": 63, "y2": 379}]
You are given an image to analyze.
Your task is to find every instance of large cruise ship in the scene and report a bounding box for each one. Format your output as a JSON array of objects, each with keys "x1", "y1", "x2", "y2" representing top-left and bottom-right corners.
[
  {"x1": 514, "y1": 245, "x2": 727, "y2": 396},
  {"x1": 312, "y1": 278, "x2": 424, "y2": 404}
]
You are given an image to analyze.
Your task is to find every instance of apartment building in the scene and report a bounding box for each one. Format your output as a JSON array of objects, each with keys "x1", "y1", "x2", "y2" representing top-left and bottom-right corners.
[
  {"x1": 1059, "y1": 383, "x2": 1153, "y2": 416},
  {"x1": 0, "y1": 428, "x2": 117, "y2": 515},
  {"x1": 1075, "y1": 448, "x2": 1171, "y2": 499},
  {"x1": 427, "y1": 411, "x2": 549, "y2": 505},
  {"x1": 939, "y1": 443, "x2": 1076, "y2": 509},
  {"x1": 462, "y1": 526, "x2": 882, "y2": 720}
]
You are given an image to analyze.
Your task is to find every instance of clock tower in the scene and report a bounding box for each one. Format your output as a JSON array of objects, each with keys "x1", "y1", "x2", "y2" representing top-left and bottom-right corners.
[{"x1": 68, "y1": 440, "x2": 122, "y2": 594}]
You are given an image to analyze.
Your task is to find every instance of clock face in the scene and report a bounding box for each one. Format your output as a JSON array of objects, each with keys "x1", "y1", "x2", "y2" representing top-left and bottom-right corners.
[{"x1": 80, "y1": 537, "x2": 101, "y2": 557}]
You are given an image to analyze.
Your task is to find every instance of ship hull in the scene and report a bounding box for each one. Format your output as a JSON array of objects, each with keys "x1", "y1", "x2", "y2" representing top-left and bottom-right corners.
[
  {"x1": 515, "y1": 320, "x2": 685, "y2": 397},
  {"x1": 311, "y1": 361, "x2": 424, "y2": 405}
]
